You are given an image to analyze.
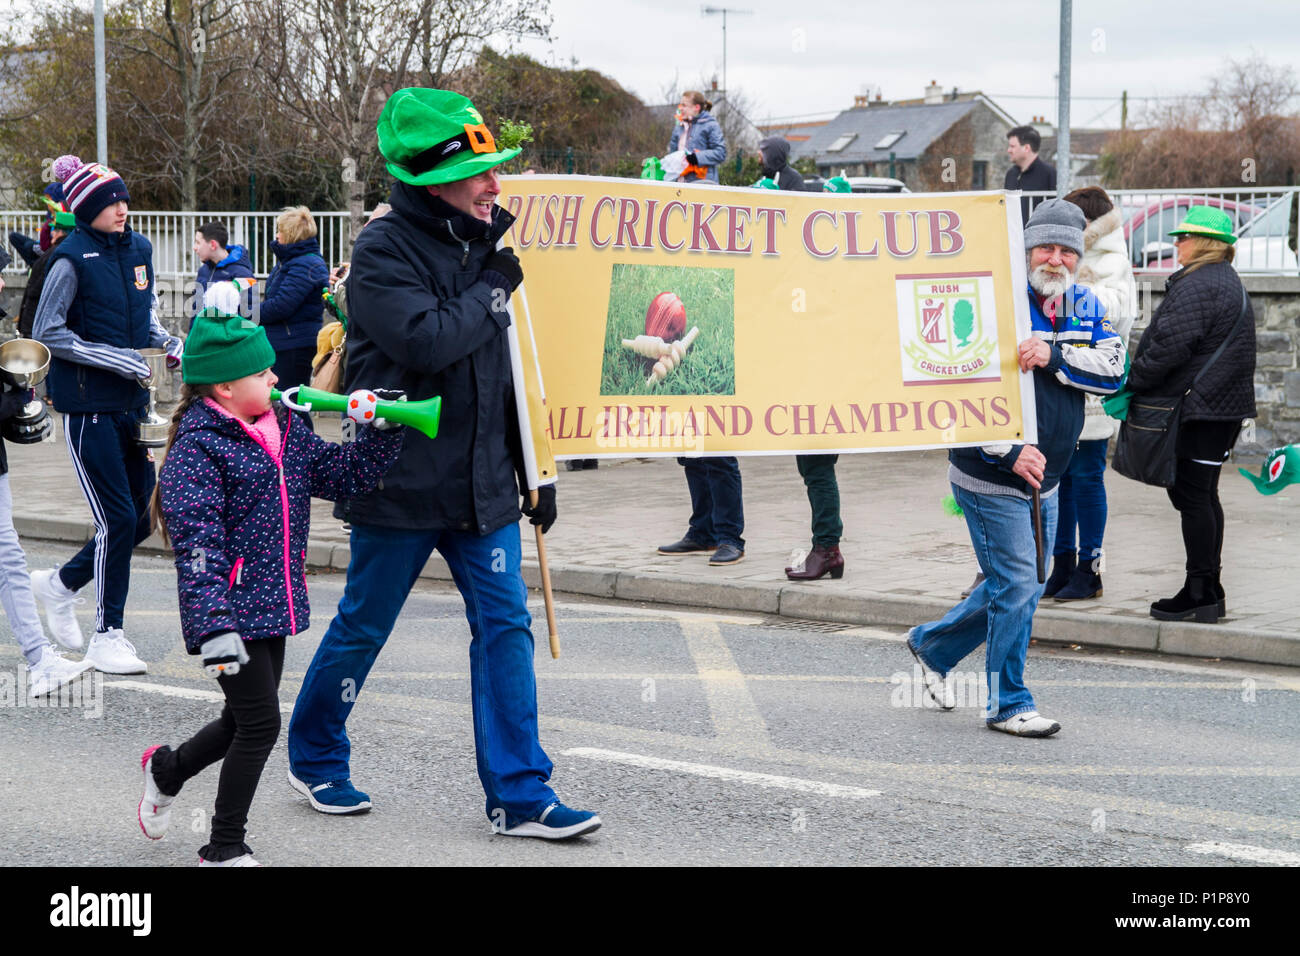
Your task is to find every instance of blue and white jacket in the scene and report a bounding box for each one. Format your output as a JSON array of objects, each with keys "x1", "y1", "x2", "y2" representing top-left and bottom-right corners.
[{"x1": 950, "y1": 283, "x2": 1125, "y2": 497}]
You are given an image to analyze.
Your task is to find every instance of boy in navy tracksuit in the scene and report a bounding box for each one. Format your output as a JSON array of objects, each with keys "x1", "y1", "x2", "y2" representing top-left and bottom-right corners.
[{"x1": 31, "y1": 162, "x2": 183, "y2": 675}]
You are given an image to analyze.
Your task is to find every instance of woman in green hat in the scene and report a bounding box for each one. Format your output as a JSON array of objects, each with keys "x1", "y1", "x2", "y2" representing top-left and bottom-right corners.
[{"x1": 1125, "y1": 205, "x2": 1256, "y2": 624}]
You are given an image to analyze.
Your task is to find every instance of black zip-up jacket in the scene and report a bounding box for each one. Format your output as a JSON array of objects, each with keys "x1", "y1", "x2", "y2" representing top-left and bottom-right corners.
[
  {"x1": 1128, "y1": 261, "x2": 1256, "y2": 422},
  {"x1": 334, "y1": 181, "x2": 525, "y2": 534}
]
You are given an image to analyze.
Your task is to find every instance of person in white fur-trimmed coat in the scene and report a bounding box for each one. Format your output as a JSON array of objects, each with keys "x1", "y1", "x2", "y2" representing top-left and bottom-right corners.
[{"x1": 1045, "y1": 186, "x2": 1139, "y2": 601}]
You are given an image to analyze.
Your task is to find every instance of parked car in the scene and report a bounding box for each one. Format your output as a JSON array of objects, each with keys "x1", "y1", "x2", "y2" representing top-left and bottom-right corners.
[
  {"x1": 843, "y1": 176, "x2": 910, "y2": 194},
  {"x1": 1232, "y1": 195, "x2": 1299, "y2": 273},
  {"x1": 1121, "y1": 195, "x2": 1264, "y2": 272}
]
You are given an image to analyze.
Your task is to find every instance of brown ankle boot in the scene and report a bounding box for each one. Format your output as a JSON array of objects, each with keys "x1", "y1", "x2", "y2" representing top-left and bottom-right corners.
[{"x1": 785, "y1": 545, "x2": 845, "y2": 580}]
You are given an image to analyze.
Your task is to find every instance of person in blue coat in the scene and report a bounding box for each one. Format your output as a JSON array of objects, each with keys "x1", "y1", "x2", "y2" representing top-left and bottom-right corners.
[
  {"x1": 258, "y1": 207, "x2": 329, "y2": 392},
  {"x1": 667, "y1": 91, "x2": 727, "y2": 183},
  {"x1": 191, "y1": 221, "x2": 254, "y2": 324}
]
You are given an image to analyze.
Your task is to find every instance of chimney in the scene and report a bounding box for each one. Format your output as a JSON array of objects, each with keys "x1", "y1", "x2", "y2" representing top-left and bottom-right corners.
[
  {"x1": 924, "y1": 80, "x2": 943, "y2": 105},
  {"x1": 854, "y1": 94, "x2": 869, "y2": 108}
]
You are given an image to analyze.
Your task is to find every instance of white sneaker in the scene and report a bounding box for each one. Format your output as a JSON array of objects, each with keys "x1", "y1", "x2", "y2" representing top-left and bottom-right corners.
[
  {"x1": 30, "y1": 569, "x2": 85, "y2": 650},
  {"x1": 85, "y1": 628, "x2": 148, "y2": 674},
  {"x1": 138, "y1": 745, "x2": 175, "y2": 840},
  {"x1": 988, "y1": 710, "x2": 1061, "y2": 737},
  {"x1": 198, "y1": 853, "x2": 263, "y2": 867},
  {"x1": 26, "y1": 644, "x2": 94, "y2": 699},
  {"x1": 906, "y1": 631, "x2": 955, "y2": 710}
]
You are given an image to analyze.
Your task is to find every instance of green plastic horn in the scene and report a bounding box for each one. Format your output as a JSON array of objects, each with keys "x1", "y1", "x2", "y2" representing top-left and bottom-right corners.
[{"x1": 272, "y1": 386, "x2": 441, "y2": 439}]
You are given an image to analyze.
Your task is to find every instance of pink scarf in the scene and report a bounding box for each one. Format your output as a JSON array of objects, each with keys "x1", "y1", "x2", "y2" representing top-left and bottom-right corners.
[{"x1": 203, "y1": 398, "x2": 283, "y2": 462}]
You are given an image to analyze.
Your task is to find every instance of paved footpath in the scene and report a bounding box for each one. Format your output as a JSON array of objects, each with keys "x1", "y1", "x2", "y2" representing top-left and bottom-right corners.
[{"x1": 7, "y1": 412, "x2": 1299, "y2": 667}]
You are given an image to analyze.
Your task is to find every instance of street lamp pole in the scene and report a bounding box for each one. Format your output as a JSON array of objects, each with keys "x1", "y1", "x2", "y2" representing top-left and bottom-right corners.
[
  {"x1": 95, "y1": 0, "x2": 108, "y2": 164},
  {"x1": 701, "y1": 5, "x2": 752, "y2": 104}
]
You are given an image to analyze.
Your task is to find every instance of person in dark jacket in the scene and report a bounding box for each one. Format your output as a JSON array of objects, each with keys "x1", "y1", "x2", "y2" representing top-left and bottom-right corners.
[
  {"x1": 286, "y1": 88, "x2": 600, "y2": 840},
  {"x1": 908, "y1": 199, "x2": 1124, "y2": 738},
  {"x1": 191, "y1": 221, "x2": 254, "y2": 324},
  {"x1": 756, "y1": 136, "x2": 844, "y2": 580},
  {"x1": 259, "y1": 207, "x2": 329, "y2": 390},
  {"x1": 18, "y1": 210, "x2": 74, "y2": 339},
  {"x1": 30, "y1": 161, "x2": 183, "y2": 676},
  {"x1": 1004, "y1": 125, "x2": 1057, "y2": 225},
  {"x1": 1127, "y1": 206, "x2": 1256, "y2": 624},
  {"x1": 139, "y1": 307, "x2": 402, "y2": 866},
  {"x1": 667, "y1": 91, "x2": 727, "y2": 182}
]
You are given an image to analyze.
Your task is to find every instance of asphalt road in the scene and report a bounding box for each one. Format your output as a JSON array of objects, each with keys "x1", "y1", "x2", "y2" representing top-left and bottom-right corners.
[{"x1": 2, "y1": 542, "x2": 1298, "y2": 867}]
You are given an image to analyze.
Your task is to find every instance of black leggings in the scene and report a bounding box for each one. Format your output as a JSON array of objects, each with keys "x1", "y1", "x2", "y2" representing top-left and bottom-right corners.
[
  {"x1": 152, "y1": 637, "x2": 285, "y2": 861},
  {"x1": 1167, "y1": 420, "x2": 1241, "y2": 579}
]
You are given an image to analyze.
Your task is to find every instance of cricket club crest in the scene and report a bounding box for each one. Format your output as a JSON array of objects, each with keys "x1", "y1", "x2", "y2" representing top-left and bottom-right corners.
[{"x1": 895, "y1": 272, "x2": 1000, "y2": 386}]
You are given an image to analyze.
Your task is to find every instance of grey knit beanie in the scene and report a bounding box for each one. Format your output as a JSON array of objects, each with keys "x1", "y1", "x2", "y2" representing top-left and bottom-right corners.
[{"x1": 1023, "y1": 198, "x2": 1085, "y2": 255}]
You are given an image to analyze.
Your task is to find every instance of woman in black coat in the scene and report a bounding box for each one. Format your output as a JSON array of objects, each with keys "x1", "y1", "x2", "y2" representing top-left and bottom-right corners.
[{"x1": 1127, "y1": 207, "x2": 1256, "y2": 624}]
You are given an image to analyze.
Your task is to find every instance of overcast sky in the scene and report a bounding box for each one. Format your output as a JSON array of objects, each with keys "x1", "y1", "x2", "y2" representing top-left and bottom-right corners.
[{"x1": 513, "y1": 0, "x2": 1300, "y2": 128}]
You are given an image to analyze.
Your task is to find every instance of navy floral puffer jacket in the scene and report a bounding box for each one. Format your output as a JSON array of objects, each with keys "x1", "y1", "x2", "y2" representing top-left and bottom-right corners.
[{"x1": 158, "y1": 399, "x2": 403, "y2": 653}]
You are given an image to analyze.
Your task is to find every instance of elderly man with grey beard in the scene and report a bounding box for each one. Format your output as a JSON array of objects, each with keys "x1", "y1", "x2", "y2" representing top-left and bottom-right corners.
[{"x1": 904, "y1": 199, "x2": 1126, "y2": 738}]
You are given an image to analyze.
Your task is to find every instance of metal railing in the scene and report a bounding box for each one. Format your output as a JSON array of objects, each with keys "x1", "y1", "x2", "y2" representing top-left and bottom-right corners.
[
  {"x1": 1, "y1": 210, "x2": 355, "y2": 281},
  {"x1": 1020, "y1": 186, "x2": 1300, "y2": 274},
  {"x1": 3, "y1": 187, "x2": 1298, "y2": 278}
]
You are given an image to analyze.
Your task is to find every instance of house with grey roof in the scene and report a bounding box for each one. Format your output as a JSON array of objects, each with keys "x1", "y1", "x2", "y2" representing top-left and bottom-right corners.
[{"x1": 765, "y1": 84, "x2": 1019, "y2": 192}]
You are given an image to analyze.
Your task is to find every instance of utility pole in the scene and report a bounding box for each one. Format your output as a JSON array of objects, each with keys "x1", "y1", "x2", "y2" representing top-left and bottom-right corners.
[
  {"x1": 94, "y1": 0, "x2": 108, "y2": 164},
  {"x1": 701, "y1": 5, "x2": 752, "y2": 110},
  {"x1": 1056, "y1": 0, "x2": 1072, "y2": 196},
  {"x1": 1121, "y1": 90, "x2": 1128, "y2": 131}
]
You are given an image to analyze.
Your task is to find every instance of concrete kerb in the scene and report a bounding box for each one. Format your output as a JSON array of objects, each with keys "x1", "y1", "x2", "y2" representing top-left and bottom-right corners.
[{"x1": 12, "y1": 512, "x2": 1299, "y2": 668}]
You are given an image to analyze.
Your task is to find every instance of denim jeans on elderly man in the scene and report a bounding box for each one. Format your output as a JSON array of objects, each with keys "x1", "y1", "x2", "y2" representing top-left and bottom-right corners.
[
  {"x1": 908, "y1": 483, "x2": 1058, "y2": 723},
  {"x1": 287, "y1": 521, "x2": 556, "y2": 827}
]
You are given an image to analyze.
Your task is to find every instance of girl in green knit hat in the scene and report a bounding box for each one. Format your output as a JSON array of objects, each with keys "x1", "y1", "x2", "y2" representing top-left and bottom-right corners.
[{"x1": 135, "y1": 297, "x2": 406, "y2": 865}]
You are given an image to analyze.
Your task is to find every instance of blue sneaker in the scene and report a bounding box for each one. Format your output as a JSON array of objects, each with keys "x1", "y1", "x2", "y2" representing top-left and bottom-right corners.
[
  {"x1": 499, "y1": 802, "x2": 601, "y2": 840},
  {"x1": 287, "y1": 768, "x2": 372, "y2": 815}
]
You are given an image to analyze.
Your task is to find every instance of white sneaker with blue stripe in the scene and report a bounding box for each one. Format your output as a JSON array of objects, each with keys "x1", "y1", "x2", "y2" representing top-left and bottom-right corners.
[{"x1": 498, "y1": 802, "x2": 601, "y2": 840}]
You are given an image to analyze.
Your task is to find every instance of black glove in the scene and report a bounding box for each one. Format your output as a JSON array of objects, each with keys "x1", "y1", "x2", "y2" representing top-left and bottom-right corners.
[
  {"x1": 0, "y1": 387, "x2": 31, "y2": 422},
  {"x1": 369, "y1": 388, "x2": 406, "y2": 431},
  {"x1": 521, "y1": 484, "x2": 557, "y2": 534},
  {"x1": 481, "y1": 247, "x2": 524, "y2": 293},
  {"x1": 686, "y1": 151, "x2": 699, "y2": 166}
]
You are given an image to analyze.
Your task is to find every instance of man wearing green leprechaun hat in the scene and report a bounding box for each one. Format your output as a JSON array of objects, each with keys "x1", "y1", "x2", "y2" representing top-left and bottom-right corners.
[{"x1": 286, "y1": 88, "x2": 600, "y2": 840}]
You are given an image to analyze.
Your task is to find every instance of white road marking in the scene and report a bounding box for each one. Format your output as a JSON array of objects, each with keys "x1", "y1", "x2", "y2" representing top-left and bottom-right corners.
[
  {"x1": 103, "y1": 679, "x2": 295, "y2": 713},
  {"x1": 563, "y1": 746, "x2": 881, "y2": 799},
  {"x1": 1185, "y1": 841, "x2": 1300, "y2": 866}
]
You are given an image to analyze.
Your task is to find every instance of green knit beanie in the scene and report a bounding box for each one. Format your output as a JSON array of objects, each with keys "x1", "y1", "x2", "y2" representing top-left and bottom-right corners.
[{"x1": 182, "y1": 308, "x2": 277, "y2": 385}]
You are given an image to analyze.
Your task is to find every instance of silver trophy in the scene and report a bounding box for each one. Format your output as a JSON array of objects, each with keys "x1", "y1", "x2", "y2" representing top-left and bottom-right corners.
[
  {"x1": 136, "y1": 348, "x2": 170, "y2": 447},
  {"x1": 0, "y1": 339, "x2": 53, "y2": 444}
]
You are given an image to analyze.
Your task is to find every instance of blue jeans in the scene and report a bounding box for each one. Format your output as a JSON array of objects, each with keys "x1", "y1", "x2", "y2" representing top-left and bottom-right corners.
[
  {"x1": 287, "y1": 523, "x2": 556, "y2": 826},
  {"x1": 1054, "y1": 438, "x2": 1108, "y2": 561},
  {"x1": 678, "y1": 456, "x2": 744, "y2": 549},
  {"x1": 909, "y1": 483, "x2": 1058, "y2": 722}
]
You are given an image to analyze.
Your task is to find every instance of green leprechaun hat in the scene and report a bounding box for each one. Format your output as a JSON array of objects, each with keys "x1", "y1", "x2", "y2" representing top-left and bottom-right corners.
[
  {"x1": 1169, "y1": 205, "x2": 1237, "y2": 245},
  {"x1": 377, "y1": 88, "x2": 521, "y2": 186},
  {"x1": 1239, "y1": 445, "x2": 1300, "y2": 495}
]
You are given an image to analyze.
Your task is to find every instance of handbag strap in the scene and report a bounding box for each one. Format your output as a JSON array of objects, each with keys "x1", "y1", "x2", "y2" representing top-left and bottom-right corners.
[{"x1": 1186, "y1": 284, "x2": 1248, "y2": 394}]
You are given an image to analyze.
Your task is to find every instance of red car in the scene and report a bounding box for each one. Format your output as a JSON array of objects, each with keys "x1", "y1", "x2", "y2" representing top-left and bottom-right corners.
[{"x1": 1121, "y1": 195, "x2": 1264, "y2": 272}]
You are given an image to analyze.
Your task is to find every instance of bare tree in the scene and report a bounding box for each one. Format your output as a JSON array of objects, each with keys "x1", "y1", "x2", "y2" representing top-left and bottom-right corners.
[
  {"x1": 255, "y1": 0, "x2": 550, "y2": 246},
  {"x1": 110, "y1": 0, "x2": 257, "y2": 209}
]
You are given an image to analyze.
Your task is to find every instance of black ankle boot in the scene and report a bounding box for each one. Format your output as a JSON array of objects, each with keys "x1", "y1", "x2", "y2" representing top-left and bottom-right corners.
[
  {"x1": 1042, "y1": 552, "x2": 1076, "y2": 598},
  {"x1": 1212, "y1": 571, "x2": 1226, "y2": 617},
  {"x1": 1054, "y1": 560, "x2": 1102, "y2": 601},
  {"x1": 1151, "y1": 576, "x2": 1219, "y2": 623}
]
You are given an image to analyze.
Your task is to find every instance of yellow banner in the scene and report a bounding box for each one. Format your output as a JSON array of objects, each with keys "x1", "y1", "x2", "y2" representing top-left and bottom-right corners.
[{"x1": 500, "y1": 176, "x2": 1036, "y2": 458}]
